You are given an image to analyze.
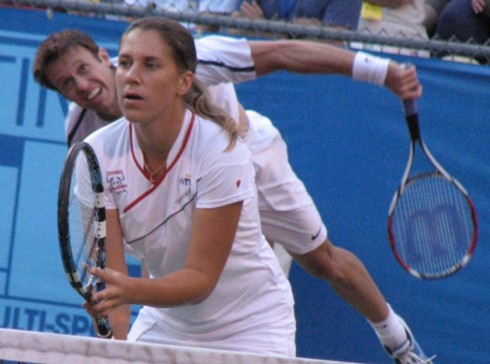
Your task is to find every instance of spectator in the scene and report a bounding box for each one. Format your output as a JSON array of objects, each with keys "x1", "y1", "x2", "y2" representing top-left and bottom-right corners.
[
  {"x1": 123, "y1": 0, "x2": 198, "y2": 28},
  {"x1": 124, "y1": 0, "x2": 190, "y2": 10},
  {"x1": 291, "y1": 0, "x2": 362, "y2": 45},
  {"x1": 423, "y1": 0, "x2": 447, "y2": 37},
  {"x1": 235, "y1": 0, "x2": 362, "y2": 44},
  {"x1": 355, "y1": 0, "x2": 430, "y2": 57},
  {"x1": 435, "y1": 0, "x2": 490, "y2": 63},
  {"x1": 196, "y1": 0, "x2": 242, "y2": 33},
  {"x1": 291, "y1": 0, "x2": 362, "y2": 31},
  {"x1": 239, "y1": 0, "x2": 297, "y2": 21},
  {"x1": 199, "y1": 0, "x2": 241, "y2": 13}
]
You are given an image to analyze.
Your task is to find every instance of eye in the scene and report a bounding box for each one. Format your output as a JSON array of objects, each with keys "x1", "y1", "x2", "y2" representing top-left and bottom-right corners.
[
  {"x1": 118, "y1": 59, "x2": 131, "y2": 69},
  {"x1": 59, "y1": 78, "x2": 75, "y2": 93},
  {"x1": 78, "y1": 63, "x2": 90, "y2": 75},
  {"x1": 145, "y1": 62, "x2": 157, "y2": 70}
]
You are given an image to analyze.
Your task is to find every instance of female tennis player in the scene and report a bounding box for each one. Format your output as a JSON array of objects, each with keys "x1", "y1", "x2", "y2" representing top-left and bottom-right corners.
[{"x1": 82, "y1": 17, "x2": 295, "y2": 356}]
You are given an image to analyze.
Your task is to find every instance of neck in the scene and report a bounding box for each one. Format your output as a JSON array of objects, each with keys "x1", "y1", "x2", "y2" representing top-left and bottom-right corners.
[
  {"x1": 136, "y1": 108, "x2": 187, "y2": 183},
  {"x1": 97, "y1": 107, "x2": 122, "y2": 122}
]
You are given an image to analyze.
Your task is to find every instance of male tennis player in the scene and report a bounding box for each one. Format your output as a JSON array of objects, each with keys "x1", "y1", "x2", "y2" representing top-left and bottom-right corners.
[{"x1": 33, "y1": 29, "x2": 434, "y2": 363}]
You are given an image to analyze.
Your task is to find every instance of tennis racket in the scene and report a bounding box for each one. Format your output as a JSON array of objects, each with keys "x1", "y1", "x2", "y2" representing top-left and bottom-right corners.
[
  {"x1": 57, "y1": 142, "x2": 112, "y2": 338},
  {"x1": 387, "y1": 99, "x2": 478, "y2": 279}
]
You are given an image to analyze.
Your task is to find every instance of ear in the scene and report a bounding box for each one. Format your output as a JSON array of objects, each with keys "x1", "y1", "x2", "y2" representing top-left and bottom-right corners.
[
  {"x1": 97, "y1": 47, "x2": 112, "y2": 66},
  {"x1": 178, "y1": 71, "x2": 194, "y2": 96}
]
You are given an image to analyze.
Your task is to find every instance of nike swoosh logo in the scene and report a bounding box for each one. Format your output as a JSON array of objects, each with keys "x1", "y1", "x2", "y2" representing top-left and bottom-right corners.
[{"x1": 311, "y1": 227, "x2": 322, "y2": 241}]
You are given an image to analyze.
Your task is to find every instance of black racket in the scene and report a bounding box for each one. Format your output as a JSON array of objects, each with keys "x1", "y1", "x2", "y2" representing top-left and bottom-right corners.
[
  {"x1": 57, "y1": 142, "x2": 112, "y2": 338},
  {"x1": 387, "y1": 99, "x2": 478, "y2": 279}
]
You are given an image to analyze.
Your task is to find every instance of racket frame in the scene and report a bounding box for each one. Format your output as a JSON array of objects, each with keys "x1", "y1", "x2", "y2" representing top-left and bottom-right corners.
[
  {"x1": 57, "y1": 142, "x2": 112, "y2": 338},
  {"x1": 387, "y1": 100, "x2": 478, "y2": 279}
]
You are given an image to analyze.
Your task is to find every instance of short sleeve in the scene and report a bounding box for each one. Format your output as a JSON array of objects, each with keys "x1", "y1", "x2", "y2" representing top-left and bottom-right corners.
[
  {"x1": 196, "y1": 139, "x2": 255, "y2": 209},
  {"x1": 195, "y1": 35, "x2": 257, "y2": 86}
]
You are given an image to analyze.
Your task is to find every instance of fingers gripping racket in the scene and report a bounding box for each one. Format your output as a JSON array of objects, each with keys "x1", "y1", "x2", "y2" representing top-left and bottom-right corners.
[
  {"x1": 57, "y1": 142, "x2": 112, "y2": 338},
  {"x1": 387, "y1": 99, "x2": 478, "y2": 279}
]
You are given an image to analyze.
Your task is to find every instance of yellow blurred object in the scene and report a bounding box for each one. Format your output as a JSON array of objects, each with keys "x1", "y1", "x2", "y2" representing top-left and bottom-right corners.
[{"x1": 361, "y1": 2, "x2": 382, "y2": 20}]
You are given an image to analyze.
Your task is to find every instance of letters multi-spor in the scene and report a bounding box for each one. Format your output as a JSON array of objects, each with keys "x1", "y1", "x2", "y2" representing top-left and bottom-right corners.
[{"x1": 1, "y1": 305, "x2": 95, "y2": 336}]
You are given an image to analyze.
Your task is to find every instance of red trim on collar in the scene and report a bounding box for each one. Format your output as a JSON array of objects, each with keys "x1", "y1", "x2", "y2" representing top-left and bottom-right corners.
[{"x1": 124, "y1": 113, "x2": 195, "y2": 213}]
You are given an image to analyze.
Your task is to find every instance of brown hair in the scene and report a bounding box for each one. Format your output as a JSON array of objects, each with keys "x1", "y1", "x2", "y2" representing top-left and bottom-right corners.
[
  {"x1": 33, "y1": 30, "x2": 100, "y2": 90},
  {"x1": 122, "y1": 17, "x2": 239, "y2": 149}
]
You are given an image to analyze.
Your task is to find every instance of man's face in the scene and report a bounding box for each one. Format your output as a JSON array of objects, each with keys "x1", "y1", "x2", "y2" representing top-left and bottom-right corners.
[{"x1": 46, "y1": 46, "x2": 121, "y2": 121}]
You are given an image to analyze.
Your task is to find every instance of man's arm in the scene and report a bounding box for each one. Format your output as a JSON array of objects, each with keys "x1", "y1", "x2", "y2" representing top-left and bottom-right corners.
[
  {"x1": 250, "y1": 39, "x2": 354, "y2": 77},
  {"x1": 248, "y1": 39, "x2": 422, "y2": 100},
  {"x1": 194, "y1": 35, "x2": 421, "y2": 100}
]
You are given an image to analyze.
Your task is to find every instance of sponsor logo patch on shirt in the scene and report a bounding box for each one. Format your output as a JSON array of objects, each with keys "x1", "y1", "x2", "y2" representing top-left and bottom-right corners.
[{"x1": 106, "y1": 170, "x2": 127, "y2": 194}]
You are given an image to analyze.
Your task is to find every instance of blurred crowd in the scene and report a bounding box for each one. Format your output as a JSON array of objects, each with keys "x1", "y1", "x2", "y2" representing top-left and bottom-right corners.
[
  {"x1": 124, "y1": 0, "x2": 489, "y2": 62},
  {"x1": 2, "y1": 0, "x2": 489, "y2": 62}
]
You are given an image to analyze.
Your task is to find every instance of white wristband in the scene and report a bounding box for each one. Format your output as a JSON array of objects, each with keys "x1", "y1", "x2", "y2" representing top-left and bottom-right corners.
[{"x1": 352, "y1": 51, "x2": 390, "y2": 86}]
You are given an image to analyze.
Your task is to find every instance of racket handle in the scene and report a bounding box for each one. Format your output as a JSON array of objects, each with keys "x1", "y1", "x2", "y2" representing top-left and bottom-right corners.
[
  {"x1": 94, "y1": 275, "x2": 113, "y2": 338},
  {"x1": 401, "y1": 63, "x2": 418, "y2": 117},
  {"x1": 94, "y1": 317, "x2": 112, "y2": 339},
  {"x1": 402, "y1": 98, "x2": 420, "y2": 141},
  {"x1": 400, "y1": 63, "x2": 421, "y2": 141},
  {"x1": 403, "y1": 98, "x2": 418, "y2": 117},
  {"x1": 95, "y1": 316, "x2": 113, "y2": 338}
]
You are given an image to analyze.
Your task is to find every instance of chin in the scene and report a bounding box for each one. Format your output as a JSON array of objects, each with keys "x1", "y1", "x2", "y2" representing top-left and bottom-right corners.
[{"x1": 122, "y1": 110, "x2": 144, "y2": 123}]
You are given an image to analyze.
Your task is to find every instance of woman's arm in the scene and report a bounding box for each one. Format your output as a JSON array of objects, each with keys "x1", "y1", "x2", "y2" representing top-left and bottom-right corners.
[
  {"x1": 130, "y1": 201, "x2": 243, "y2": 307},
  {"x1": 85, "y1": 202, "x2": 243, "y2": 314}
]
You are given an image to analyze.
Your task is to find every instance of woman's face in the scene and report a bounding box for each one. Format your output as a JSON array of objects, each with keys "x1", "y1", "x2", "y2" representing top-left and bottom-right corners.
[{"x1": 116, "y1": 28, "x2": 191, "y2": 125}]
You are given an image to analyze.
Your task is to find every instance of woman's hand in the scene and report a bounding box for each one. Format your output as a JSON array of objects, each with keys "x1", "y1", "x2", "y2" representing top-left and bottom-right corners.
[{"x1": 83, "y1": 267, "x2": 133, "y2": 319}]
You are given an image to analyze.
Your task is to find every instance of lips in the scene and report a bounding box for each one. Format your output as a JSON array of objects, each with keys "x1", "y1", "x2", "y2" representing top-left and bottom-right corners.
[
  {"x1": 124, "y1": 92, "x2": 143, "y2": 100},
  {"x1": 121, "y1": 91, "x2": 144, "y2": 111}
]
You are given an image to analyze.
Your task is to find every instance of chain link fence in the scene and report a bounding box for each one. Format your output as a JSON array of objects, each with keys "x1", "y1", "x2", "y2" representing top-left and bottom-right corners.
[{"x1": 3, "y1": 0, "x2": 490, "y2": 63}]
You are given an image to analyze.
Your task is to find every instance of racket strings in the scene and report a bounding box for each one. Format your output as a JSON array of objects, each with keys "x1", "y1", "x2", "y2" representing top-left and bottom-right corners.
[
  {"x1": 69, "y1": 152, "x2": 100, "y2": 292},
  {"x1": 392, "y1": 174, "x2": 475, "y2": 277}
]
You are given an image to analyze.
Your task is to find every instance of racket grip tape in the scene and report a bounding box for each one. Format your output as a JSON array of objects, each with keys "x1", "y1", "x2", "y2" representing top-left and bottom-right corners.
[
  {"x1": 403, "y1": 99, "x2": 418, "y2": 117},
  {"x1": 93, "y1": 278, "x2": 113, "y2": 338},
  {"x1": 402, "y1": 62, "x2": 418, "y2": 117}
]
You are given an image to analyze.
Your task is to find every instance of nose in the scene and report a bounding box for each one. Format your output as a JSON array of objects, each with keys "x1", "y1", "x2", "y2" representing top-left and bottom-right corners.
[
  {"x1": 74, "y1": 75, "x2": 90, "y2": 91},
  {"x1": 124, "y1": 64, "x2": 141, "y2": 84}
]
